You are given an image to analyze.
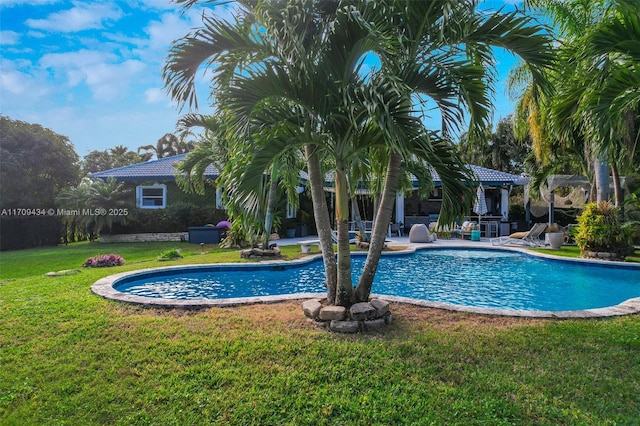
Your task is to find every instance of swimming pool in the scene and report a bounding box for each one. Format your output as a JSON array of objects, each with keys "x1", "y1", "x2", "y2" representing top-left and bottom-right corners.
[{"x1": 93, "y1": 248, "x2": 640, "y2": 317}]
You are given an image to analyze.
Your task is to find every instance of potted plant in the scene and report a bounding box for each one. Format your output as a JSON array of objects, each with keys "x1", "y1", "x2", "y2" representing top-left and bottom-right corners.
[{"x1": 545, "y1": 223, "x2": 564, "y2": 249}]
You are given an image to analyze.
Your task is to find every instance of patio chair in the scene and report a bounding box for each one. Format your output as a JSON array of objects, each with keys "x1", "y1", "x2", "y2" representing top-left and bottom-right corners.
[
  {"x1": 453, "y1": 221, "x2": 476, "y2": 239},
  {"x1": 331, "y1": 230, "x2": 357, "y2": 245},
  {"x1": 490, "y1": 222, "x2": 547, "y2": 247}
]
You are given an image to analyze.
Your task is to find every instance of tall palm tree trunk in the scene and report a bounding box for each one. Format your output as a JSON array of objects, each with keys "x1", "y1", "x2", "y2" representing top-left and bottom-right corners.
[
  {"x1": 611, "y1": 161, "x2": 623, "y2": 209},
  {"x1": 304, "y1": 144, "x2": 337, "y2": 304},
  {"x1": 263, "y1": 160, "x2": 279, "y2": 247},
  {"x1": 353, "y1": 152, "x2": 402, "y2": 303},
  {"x1": 594, "y1": 152, "x2": 610, "y2": 203},
  {"x1": 334, "y1": 162, "x2": 353, "y2": 306}
]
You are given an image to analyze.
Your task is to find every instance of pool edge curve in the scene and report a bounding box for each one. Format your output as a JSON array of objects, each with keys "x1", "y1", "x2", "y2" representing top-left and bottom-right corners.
[{"x1": 91, "y1": 244, "x2": 640, "y2": 319}]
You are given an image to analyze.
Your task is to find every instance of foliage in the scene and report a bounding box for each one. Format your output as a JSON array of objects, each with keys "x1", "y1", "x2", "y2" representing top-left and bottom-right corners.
[
  {"x1": 0, "y1": 115, "x2": 80, "y2": 209},
  {"x1": 82, "y1": 145, "x2": 150, "y2": 174},
  {"x1": 164, "y1": 0, "x2": 554, "y2": 306},
  {"x1": 158, "y1": 248, "x2": 182, "y2": 260},
  {"x1": 514, "y1": 0, "x2": 640, "y2": 205},
  {"x1": 138, "y1": 132, "x2": 196, "y2": 160},
  {"x1": 574, "y1": 202, "x2": 634, "y2": 257},
  {"x1": 509, "y1": 196, "x2": 527, "y2": 221},
  {"x1": 0, "y1": 116, "x2": 81, "y2": 249},
  {"x1": 56, "y1": 178, "x2": 134, "y2": 238},
  {"x1": 0, "y1": 216, "x2": 63, "y2": 251},
  {"x1": 624, "y1": 185, "x2": 640, "y2": 221},
  {"x1": 220, "y1": 220, "x2": 250, "y2": 248},
  {"x1": 458, "y1": 116, "x2": 531, "y2": 174},
  {"x1": 81, "y1": 253, "x2": 125, "y2": 268}
]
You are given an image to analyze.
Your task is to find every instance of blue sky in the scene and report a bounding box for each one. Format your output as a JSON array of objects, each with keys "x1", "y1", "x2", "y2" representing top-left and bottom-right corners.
[{"x1": 1, "y1": 0, "x2": 525, "y2": 160}]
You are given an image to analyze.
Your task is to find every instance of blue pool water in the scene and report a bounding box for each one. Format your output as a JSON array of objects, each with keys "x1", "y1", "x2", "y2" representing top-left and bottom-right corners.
[{"x1": 114, "y1": 249, "x2": 640, "y2": 312}]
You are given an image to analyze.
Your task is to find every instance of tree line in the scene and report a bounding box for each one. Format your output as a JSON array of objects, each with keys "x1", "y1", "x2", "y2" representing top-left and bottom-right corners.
[{"x1": 0, "y1": 115, "x2": 197, "y2": 249}]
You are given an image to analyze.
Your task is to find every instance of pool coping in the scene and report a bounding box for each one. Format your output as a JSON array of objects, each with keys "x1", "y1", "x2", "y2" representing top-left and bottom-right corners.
[{"x1": 91, "y1": 243, "x2": 640, "y2": 319}]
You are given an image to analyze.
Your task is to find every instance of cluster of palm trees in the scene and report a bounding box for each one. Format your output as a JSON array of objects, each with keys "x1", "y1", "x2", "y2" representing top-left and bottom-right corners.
[
  {"x1": 137, "y1": 133, "x2": 196, "y2": 160},
  {"x1": 510, "y1": 0, "x2": 639, "y2": 208},
  {"x1": 163, "y1": 0, "x2": 561, "y2": 308},
  {"x1": 55, "y1": 178, "x2": 133, "y2": 241}
]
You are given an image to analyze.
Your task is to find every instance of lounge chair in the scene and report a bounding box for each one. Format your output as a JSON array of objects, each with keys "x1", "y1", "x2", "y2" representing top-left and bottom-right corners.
[
  {"x1": 490, "y1": 223, "x2": 547, "y2": 247},
  {"x1": 300, "y1": 230, "x2": 358, "y2": 253},
  {"x1": 331, "y1": 230, "x2": 357, "y2": 245}
]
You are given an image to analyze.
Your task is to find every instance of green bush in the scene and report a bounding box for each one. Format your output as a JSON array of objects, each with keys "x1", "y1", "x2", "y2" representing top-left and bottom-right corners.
[
  {"x1": 158, "y1": 248, "x2": 183, "y2": 260},
  {"x1": 574, "y1": 202, "x2": 633, "y2": 258}
]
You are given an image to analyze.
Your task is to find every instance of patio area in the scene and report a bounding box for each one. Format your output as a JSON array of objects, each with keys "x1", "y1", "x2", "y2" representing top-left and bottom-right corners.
[{"x1": 273, "y1": 234, "x2": 499, "y2": 250}]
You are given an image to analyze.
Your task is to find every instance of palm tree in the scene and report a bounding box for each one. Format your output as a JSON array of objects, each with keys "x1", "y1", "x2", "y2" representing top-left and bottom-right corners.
[
  {"x1": 580, "y1": 0, "x2": 640, "y2": 206},
  {"x1": 164, "y1": 0, "x2": 553, "y2": 307},
  {"x1": 138, "y1": 133, "x2": 195, "y2": 160},
  {"x1": 56, "y1": 178, "x2": 133, "y2": 239},
  {"x1": 514, "y1": 0, "x2": 639, "y2": 206}
]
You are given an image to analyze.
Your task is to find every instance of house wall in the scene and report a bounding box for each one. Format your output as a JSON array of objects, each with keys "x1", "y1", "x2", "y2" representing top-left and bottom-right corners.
[{"x1": 107, "y1": 182, "x2": 227, "y2": 234}]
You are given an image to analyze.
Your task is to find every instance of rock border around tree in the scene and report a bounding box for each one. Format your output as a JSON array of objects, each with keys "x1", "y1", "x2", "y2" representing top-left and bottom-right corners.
[{"x1": 301, "y1": 298, "x2": 392, "y2": 333}]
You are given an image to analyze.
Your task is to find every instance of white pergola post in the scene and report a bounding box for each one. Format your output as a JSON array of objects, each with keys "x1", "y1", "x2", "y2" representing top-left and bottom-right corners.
[
  {"x1": 395, "y1": 192, "x2": 405, "y2": 225},
  {"x1": 500, "y1": 188, "x2": 509, "y2": 220}
]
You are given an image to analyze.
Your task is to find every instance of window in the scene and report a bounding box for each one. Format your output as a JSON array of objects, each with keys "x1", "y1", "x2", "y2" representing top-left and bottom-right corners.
[
  {"x1": 286, "y1": 200, "x2": 297, "y2": 219},
  {"x1": 136, "y1": 184, "x2": 166, "y2": 209}
]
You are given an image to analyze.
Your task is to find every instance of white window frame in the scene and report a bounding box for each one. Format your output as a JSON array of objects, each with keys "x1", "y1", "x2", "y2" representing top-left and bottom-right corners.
[
  {"x1": 136, "y1": 184, "x2": 167, "y2": 209},
  {"x1": 286, "y1": 200, "x2": 297, "y2": 219}
]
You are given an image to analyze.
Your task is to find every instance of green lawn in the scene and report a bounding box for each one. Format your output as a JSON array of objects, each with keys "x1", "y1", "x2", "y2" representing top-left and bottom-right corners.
[
  {"x1": 1, "y1": 242, "x2": 639, "y2": 425},
  {"x1": 532, "y1": 245, "x2": 640, "y2": 263}
]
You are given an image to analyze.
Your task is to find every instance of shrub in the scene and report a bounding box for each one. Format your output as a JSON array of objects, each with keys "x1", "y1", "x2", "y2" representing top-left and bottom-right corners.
[
  {"x1": 574, "y1": 202, "x2": 633, "y2": 258},
  {"x1": 82, "y1": 254, "x2": 125, "y2": 268},
  {"x1": 158, "y1": 248, "x2": 182, "y2": 260}
]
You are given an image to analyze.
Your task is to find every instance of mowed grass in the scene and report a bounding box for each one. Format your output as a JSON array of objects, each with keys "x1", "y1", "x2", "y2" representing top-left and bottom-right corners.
[
  {"x1": 532, "y1": 245, "x2": 640, "y2": 263},
  {"x1": 1, "y1": 242, "x2": 639, "y2": 425}
]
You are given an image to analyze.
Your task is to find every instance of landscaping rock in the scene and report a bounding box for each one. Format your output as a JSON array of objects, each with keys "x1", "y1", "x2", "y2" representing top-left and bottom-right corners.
[
  {"x1": 301, "y1": 299, "x2": 323, "y2": 320},
  {"x1": 364, "y1": 318, "x2": 386, "y2": 331},
  {"x1": 300, "y1": 298, "x2": 393, "y2": 333},
  {"x1": 370, "y1": 298, "x2": 390, "y2": 317},
  {"x1": 330, "y1": 320, "x2": 360, "y2": 333},
  {"x1": 319, "y1": 306, "x2": 347, "y2": 321},
  {"x1": 240, "y1": 247, "x2": 281, "y2": 259},
  {"x1": 350, "y1": 302, "x2": 376, "y2": 321},
  {"x1": 45, "y1": 269, "x2": 81, "y2": 277}
]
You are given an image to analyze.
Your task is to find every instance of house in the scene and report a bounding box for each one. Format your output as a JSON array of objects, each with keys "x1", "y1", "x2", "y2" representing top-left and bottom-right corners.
[
  {"x1": 91, "y1": 154, "x2": 228, "y2": 240},
  {"x1": 93, "y1": 154, "x2": 528, "y2": 238},
  {"x1": 322, "y1": 164, "x2": 528, "y2": 235},
  {"x1": 91, "y1": 153, "x2": 221, "y2": 210}
]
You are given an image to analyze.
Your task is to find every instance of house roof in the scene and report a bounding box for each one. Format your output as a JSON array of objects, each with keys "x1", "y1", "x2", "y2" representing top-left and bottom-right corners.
[
  {"x1": 92, "y1": 153, "x2": 527, "y2": 187},
  {"x1": 323, "y1": 165, "x2": 527, "y2": 190},
  {"x1": 443, "y1": 165, "x2": 528, "y2": 187},
  {"x1": 90, "y1": 153, "x2": 219, "y2": 182}
]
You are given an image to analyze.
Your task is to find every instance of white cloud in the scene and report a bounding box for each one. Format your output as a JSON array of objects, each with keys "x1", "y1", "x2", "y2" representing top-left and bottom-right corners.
[
  {"x1": 25, "y1": 2, "x2": 122, "y2": 32},
  {"x1": 0, "y1": 59, "x2": 51, "y2": 102},
  {"x1": 40, "y1": 50, "x2": 146, "y2": 101},
  {"x1": 145, "y1": 12, "x2": 193, "y2": 52},
  {"x1": 0, "y1": 30, "x2": 21, "y2": 45},
  {"x1": 0, "y1": 0, "x2": 59, "y2": 7},
  {"x1": 135, "y1": 0, "x2": 177, "y2": 12},
  {"x1": 1, "y1": 69, "x2": 35, "y2": 96},
  {"x1": 144, "y1": 87, "x2": 167, "y2": 104}
]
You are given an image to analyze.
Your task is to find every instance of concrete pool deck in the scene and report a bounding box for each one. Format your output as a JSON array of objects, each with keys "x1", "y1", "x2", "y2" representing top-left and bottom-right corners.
[{"x1": 91, "y1": 235, "x2": 640, "y2": 319}]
